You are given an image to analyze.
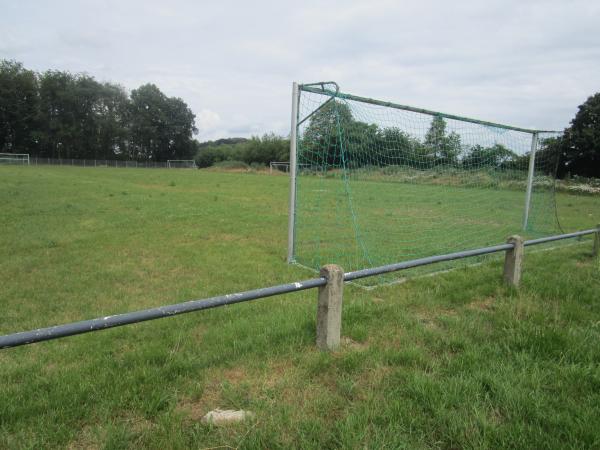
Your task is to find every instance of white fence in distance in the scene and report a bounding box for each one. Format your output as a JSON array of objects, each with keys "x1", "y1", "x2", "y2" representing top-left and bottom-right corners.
[{"x1": 22, "y1": 158, "x2": 197, "y2": 169}]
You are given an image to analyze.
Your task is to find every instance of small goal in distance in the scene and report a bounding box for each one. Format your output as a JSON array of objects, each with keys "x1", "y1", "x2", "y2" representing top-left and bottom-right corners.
[{"x1": 0, "y1": 153, "x2": 30, "y2": 165}]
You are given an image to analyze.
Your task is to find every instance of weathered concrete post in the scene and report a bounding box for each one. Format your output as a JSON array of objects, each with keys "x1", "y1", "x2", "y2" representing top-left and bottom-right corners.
[
  {"x1": 594, "y1": 224, "x2": 600, "y2": 257},
  {"x1": 317, "y1": 264, "x2": 344, "y2": 351},
  {"x1": 504, "y1": 235, "x2": 524, "y2": 287}
]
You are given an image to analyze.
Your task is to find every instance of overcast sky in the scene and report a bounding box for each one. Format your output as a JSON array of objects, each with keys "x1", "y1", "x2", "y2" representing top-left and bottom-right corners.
[{"x1": 1, "y1": 0, "x2": 599, "y2": 141}]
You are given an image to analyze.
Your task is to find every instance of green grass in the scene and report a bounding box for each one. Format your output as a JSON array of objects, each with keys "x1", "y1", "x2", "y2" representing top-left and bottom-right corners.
[
  {"x1": 295, "y1": 171, "x2": 575, "y2": 278},
  {"x1": 0, "y1": 166, "x2": 599, "y2": 449}
]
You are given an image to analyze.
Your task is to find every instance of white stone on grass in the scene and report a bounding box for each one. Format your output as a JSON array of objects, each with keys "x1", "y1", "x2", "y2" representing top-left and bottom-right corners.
[{"x1": 201, "y1": 409, "x2": 254, "y2": 426}]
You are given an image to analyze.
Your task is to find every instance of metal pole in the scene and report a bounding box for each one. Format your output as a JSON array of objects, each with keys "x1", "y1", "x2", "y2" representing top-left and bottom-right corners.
[
  {"x1": 523, "y1": 132, "x2": 538, "y2": 230},
  {"x1": 0, "y1": 277, "x2": 326, "y2": 349},
  {"x1": 287, "y1": 82, "x2": 300, "y2": 263}
]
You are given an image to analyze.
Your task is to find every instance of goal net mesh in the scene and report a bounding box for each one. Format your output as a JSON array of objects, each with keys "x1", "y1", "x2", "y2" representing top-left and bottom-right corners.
[{"x1": 292, "y1": 83, "x2": 562, "y2": 283}]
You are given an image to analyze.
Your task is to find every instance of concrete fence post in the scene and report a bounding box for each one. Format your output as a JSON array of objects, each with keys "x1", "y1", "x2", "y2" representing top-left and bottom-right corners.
[
  {"x1": 504, "y1": 235, "x2": 524, "y2": 287},
  {"x1": 593, "y1": 224, "x2": 600, "y2": 257},
  {"x1": 316, "y1": 264, "x2": 344, "y2": 351}
]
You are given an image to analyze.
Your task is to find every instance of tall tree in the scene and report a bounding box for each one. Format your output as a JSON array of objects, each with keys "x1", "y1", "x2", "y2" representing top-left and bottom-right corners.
[
  {"x1": 0, "y1": 60, "x2": 39, "y2": 153},
  {"x1": 1, "y1": 60, "x2": 198, "y2": 161},
  {"x1": 556, "y1": 93, "x2": 600, "y2": 178},
  {"x1": 37, "y1": 70, "x2": 77, "y2": 158},
  {"x1": 129, "y1": 84, "x2": 196, "y2": 161},
  {"x1": 424, "y1": 115, "x2": 461, "y2": 166}
]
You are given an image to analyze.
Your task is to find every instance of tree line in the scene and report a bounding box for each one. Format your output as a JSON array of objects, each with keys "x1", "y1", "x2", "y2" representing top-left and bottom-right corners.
[
  {"x1": 0, "y1": 60, "x2": 197, "y2": 161},
  {"x1": 300, "y1": 98, "x2": 600, "y2": 178},
  {"x1": 300, "y1": 101, "x2": 528, "y2": 171}
]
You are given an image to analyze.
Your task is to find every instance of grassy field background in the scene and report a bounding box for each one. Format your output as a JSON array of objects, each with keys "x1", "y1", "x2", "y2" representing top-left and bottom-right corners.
[{"x1": 1, "y1": 166, "x2": 599, "y2": 449}]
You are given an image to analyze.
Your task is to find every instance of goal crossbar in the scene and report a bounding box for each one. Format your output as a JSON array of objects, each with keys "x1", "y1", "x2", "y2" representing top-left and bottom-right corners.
[{"x1": 299, "y1": 84, "x2": 559, "y2": 135}]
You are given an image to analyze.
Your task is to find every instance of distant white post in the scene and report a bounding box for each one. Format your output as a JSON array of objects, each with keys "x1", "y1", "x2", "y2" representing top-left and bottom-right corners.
[
  {"x1": 287, "y1": 82, "x2": 299, "y2": 263},
  {"x1": 523, "y1": 132, "x2": 538, "y2": 230}
]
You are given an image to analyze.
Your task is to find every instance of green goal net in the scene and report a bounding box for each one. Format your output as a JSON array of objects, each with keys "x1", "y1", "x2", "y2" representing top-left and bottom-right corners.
[{"x1": 289, "y1": 82, "x2": 562, "y2": 284}]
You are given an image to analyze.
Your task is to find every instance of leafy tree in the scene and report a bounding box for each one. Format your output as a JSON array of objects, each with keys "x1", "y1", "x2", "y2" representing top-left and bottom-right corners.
[
  {"x1": 424, "y1": 116, "x2": 462, "y2": 166},
  {"x1": 194, "y1": 134, "x2": 289, "y2": 168},
  {"x1": 95, "y1": 82, "x2": 130, "y2": 160},
  {"x1": 462, "y1": 144, "x2": 517, "y2": 169},
  {"x1": 0, "y1": 60, "x2": 39, "y2": 153},
  {"x1": 36, "y1": 70, "x2": 78, "y2": 158},
  {"x1": 0, "y1": 60, "x2": 198, "y2": 161},
  {"x1": 377, "y1": 127, "x2": 430, "y2": 169},
  {"x1": 300, "y1": 99, "x2": 394, "y2": 169},
  {"x1": 129, "y1": 84, "x2": 197, "y2": 161},
  {"x1": 555, "y1": 93, "x2": 600, "y2": 178}
]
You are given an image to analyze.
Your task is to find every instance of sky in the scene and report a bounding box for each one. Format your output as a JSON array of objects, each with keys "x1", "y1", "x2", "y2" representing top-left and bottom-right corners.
[{"x1": 1, "y1": 0, "x2": 599, "y2": 141}]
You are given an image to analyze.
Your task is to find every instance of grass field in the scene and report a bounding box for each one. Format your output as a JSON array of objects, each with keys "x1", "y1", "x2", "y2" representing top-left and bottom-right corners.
[
  {"x1": 1, "y1": 165, "x2": 599, "y2": 449},
  {"x1": 295, "y1": 171, "x2": 570, "y2": 278}
]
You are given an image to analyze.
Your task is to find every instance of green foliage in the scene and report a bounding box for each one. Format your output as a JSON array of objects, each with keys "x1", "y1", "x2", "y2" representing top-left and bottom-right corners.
[
  {"x1": 129, "y1": 84, "x2": 197, "y2": 161},
  {"x1": 195, "y1": 133, "x2": 289, "y2": 168},
  {"x1": 0, "y1": 60, "x2": 38, "y2": 154},
  {"x1": 423, "y1": 115, "x2": 462, "y2": 166},
  {"x1": 300, "y1": 101, "x2": 522, "y2": 170},
  {"x1": 555, "y1": 92, "x2": 600, "y2": 178},
  {"x1": 0, "y1": 60, "x2": 197, "y2": 161},
  {"x1": 462, "y1": 144, "x2": 518, "y2": 169}
]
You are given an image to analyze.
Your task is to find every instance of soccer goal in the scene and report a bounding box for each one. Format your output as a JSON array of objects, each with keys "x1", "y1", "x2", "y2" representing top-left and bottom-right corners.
[
  {"x1": 270, "y1": 161, "x2": 315, "y2": 174},
  {"x1": 287, "y1": 81, "x2": 562, "y2": 280},
  {"x1": 167, "y1": 160, "x2": 197, "y2": 169},
  {"x1": 0, "y1": 153, "x2": 30, "y2": 165},
  {"x1": 270, "y1": 161, "x2": 290, "y2": 174}
]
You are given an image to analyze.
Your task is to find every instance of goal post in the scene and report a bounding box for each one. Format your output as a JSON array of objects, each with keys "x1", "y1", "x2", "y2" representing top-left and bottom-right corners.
[
  {"x1": 287, "y1": 81, "x2": 562, "y2": 280},
  {"x1": 0, "y1": 153, "x2": 30, "y2": 165},
  {"x1": 287, "y1": 81, "x2": 300, "y2": 263},
  {"x1": 167, "y1": 160, "x2": 197, "y2": 169}
]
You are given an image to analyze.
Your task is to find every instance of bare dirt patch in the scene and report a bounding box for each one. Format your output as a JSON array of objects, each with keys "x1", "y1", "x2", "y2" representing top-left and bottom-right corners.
[
  {"x1": 341, "y1": 336, "x2": 369, "y2": 351},
  {"x1": 468, "y1": 296, "x2": 496, "y2": 311}
]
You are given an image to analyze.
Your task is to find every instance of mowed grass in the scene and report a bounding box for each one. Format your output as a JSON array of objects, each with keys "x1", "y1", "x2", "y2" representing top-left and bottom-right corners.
[{"x1": 0, "y1": 165, "x2": 599, "y2": 449}]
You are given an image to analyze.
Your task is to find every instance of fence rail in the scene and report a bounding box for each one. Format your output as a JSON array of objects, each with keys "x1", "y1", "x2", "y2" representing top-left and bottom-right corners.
[
  {"x1": 23, "y1": 158, "x2": 195, "y2": 169},
  {"x1": 1, "y1": 228, "x2": 598, "y2": 351}
]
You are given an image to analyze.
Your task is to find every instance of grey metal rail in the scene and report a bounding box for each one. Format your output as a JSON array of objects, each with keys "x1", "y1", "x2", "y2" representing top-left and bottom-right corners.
[
  {"x1": 0, "y1": 278, "x2": 326, "y2": 349},
  {"x1": 0, "y1": 228, "x2": 597, "y2": 350},
  {"x1": 523, "y1": 229, "x2": 597, "y2": 247},
  {"x1": 344, "y1": 243, "x2": 514, "y2": 281}
]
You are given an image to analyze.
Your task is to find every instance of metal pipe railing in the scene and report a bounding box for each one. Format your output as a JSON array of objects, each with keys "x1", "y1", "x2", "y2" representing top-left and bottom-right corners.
[
  {"x1": 523, "y1": 229, "x2": 597, "y2": 247},
  {"x1": 0, "y1": 228, "x2": 597, "y2": 350},
  {"x1": 0, "y1": 278, "x2": 326, "y2": 349}
]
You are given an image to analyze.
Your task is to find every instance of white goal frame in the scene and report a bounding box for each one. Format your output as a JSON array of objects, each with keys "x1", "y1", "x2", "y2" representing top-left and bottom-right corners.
[
  {"x1": 167, "y1": 160, "x2": 197, "y2": 169},
  {"x1": 0, "y1": 153, "x2": 30, "y2": 165},
  {"x1": 269, "y1": 161, "x2": 290, "y2": 174}
]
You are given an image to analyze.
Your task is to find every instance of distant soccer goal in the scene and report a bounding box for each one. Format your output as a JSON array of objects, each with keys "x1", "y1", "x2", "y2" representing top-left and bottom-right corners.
[
  {"x1": 270, "y1": 161, "x2": 319, "y2": 174},
  {"x1": 0, "y1": 153, "x2": 29, "y2": 165},
  {"x1": 167, "y1": 160, "x2": 197, "y2": 169},
  {"x1": 287, "y1": 81, "x2": 562, "y2": 281},
  {"x1": 270, "y1": 161, "x2": 290, "y2": 174}
]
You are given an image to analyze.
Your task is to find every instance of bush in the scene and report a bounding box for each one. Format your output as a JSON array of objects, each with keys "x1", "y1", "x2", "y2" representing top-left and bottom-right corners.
[
  {"x1": 195, "y1": 133, "x2": 289, "y2": 168},
  {"x1": 212, "y1": 160, "x2": 249, "y2": 170}
]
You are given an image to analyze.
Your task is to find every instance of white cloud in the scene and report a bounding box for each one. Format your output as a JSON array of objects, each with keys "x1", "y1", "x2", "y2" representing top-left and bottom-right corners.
[{"x1": 196, "y1": 109, "x2": 221, "y2": 134}]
